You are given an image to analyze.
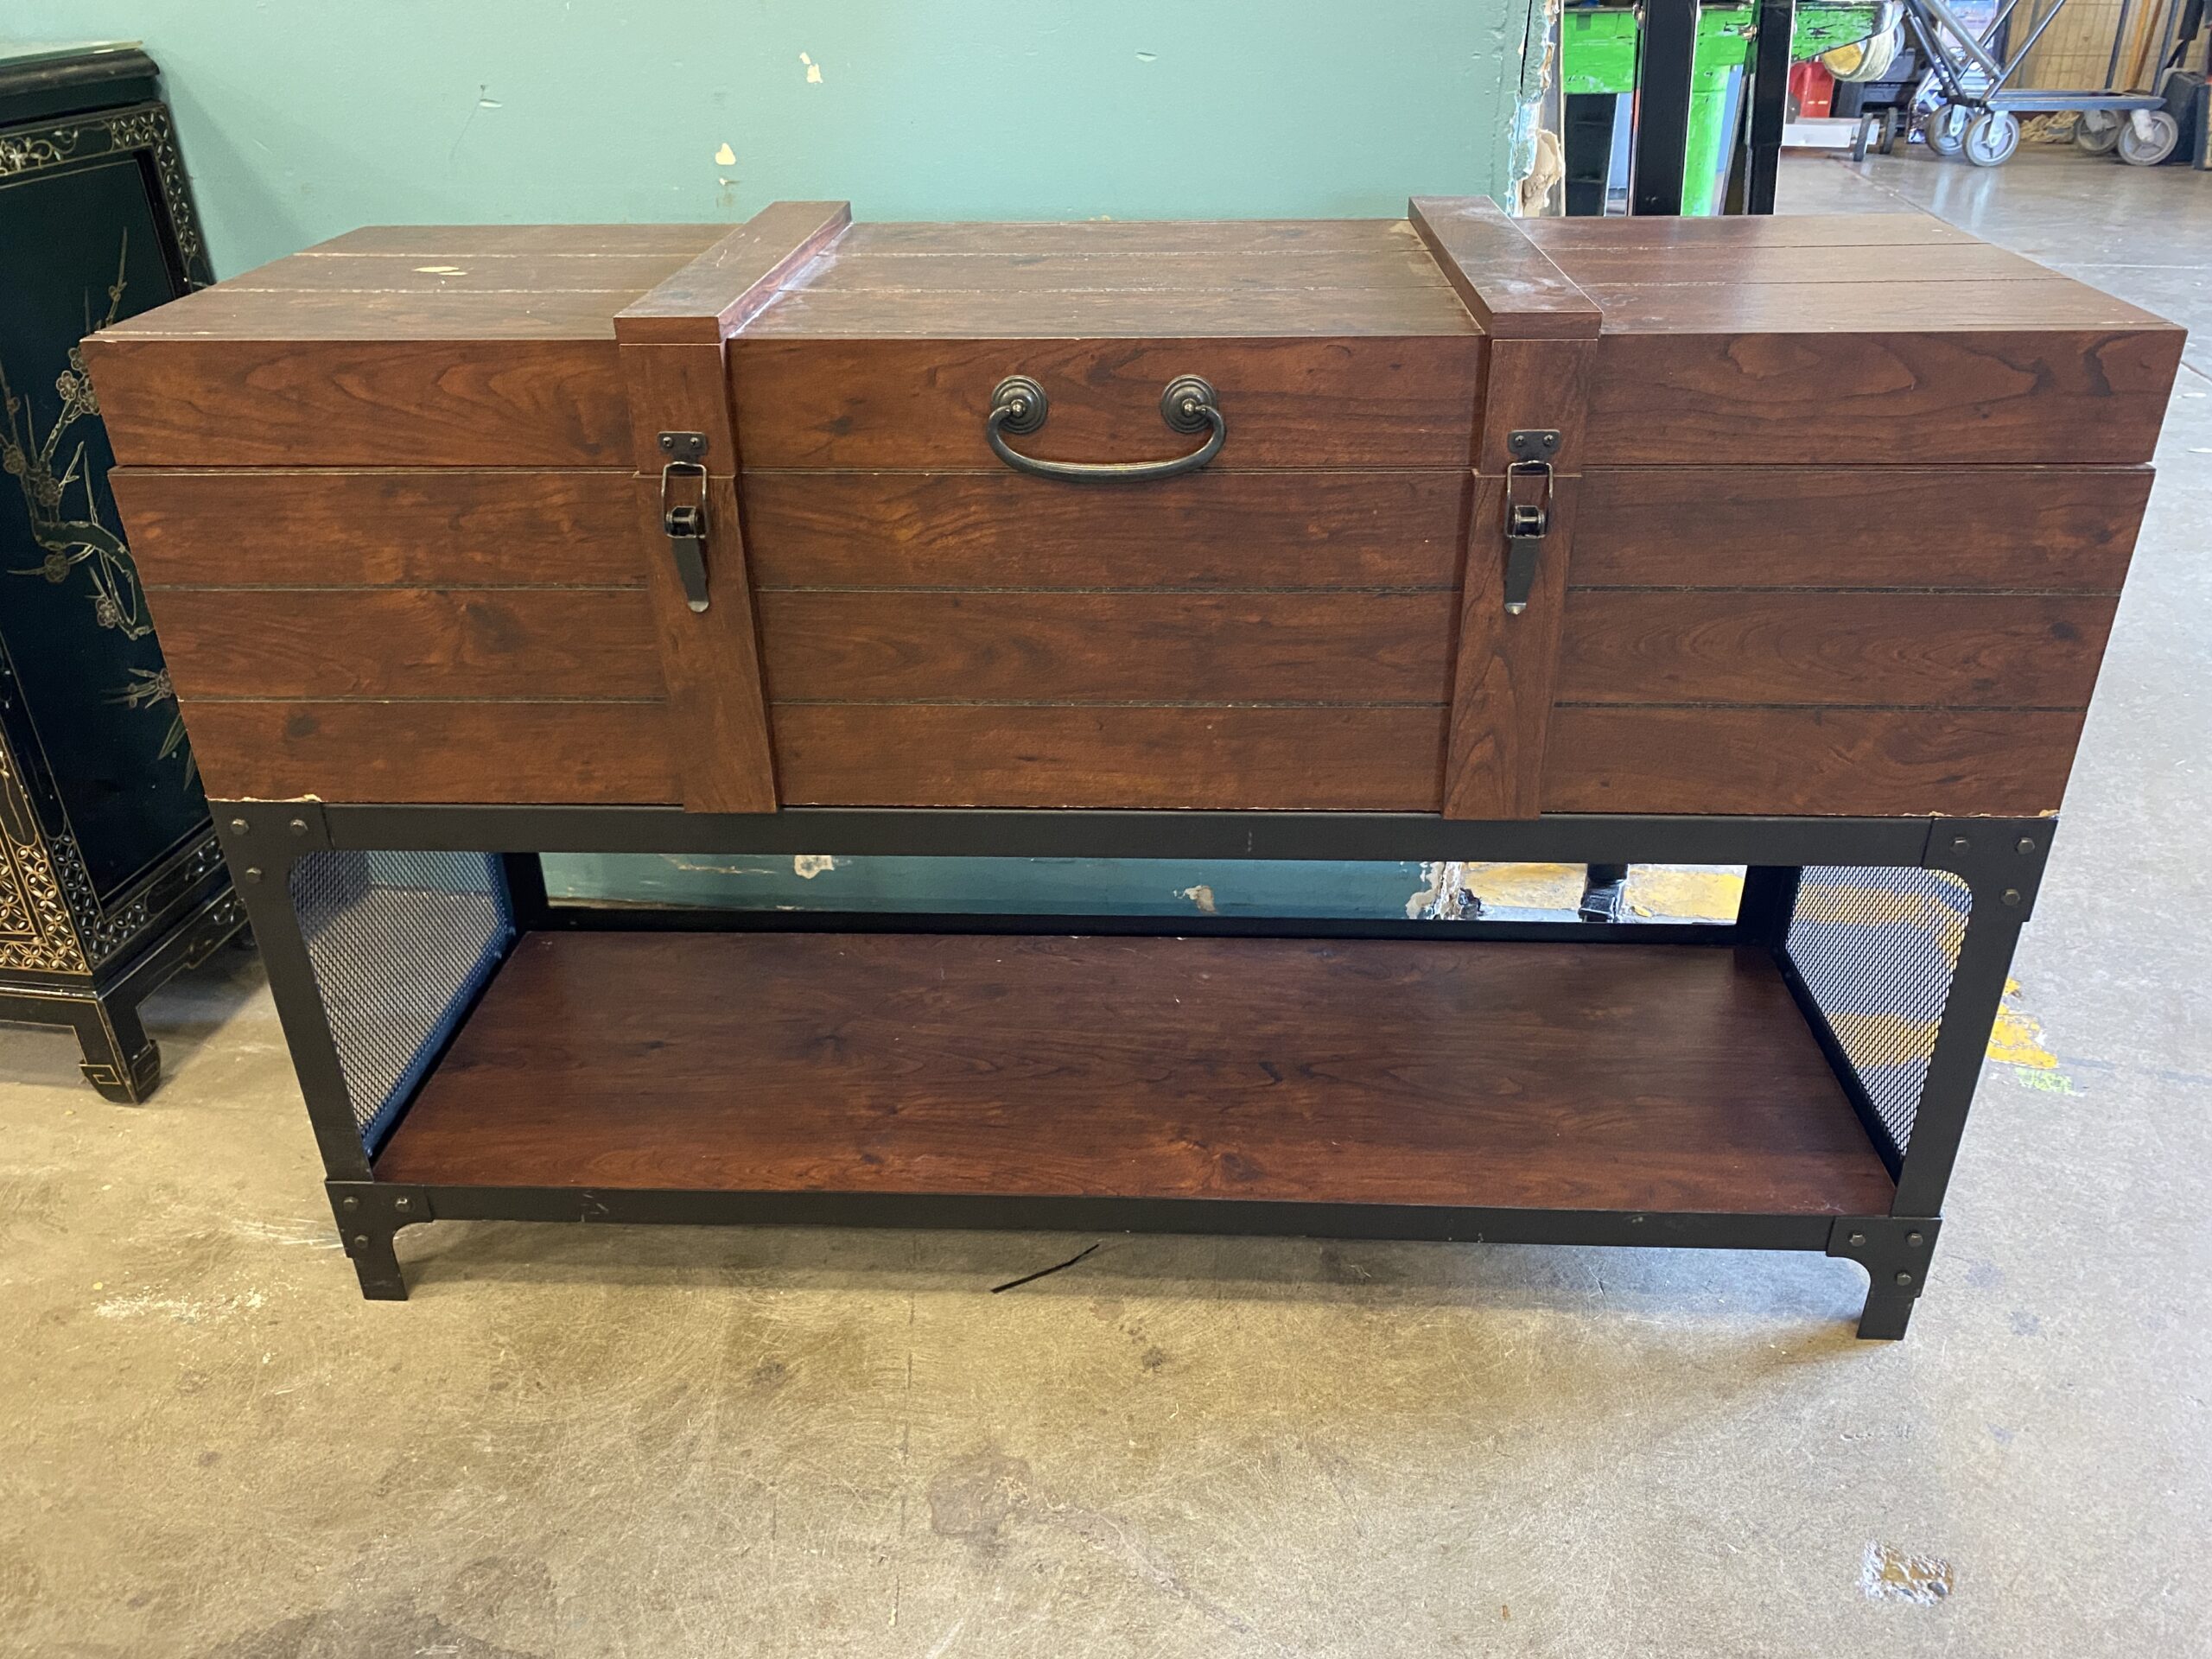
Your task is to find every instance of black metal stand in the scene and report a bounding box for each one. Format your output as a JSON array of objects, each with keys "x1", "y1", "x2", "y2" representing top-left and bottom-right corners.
[{"x1": 218, "y1": 804, "x2": 2050, "y2": 1339}]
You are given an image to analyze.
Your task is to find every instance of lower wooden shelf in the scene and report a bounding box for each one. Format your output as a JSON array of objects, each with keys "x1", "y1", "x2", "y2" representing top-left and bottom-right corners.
[{"x1": 373, "y1": 930, "x2": 1896, "y2": 1217}]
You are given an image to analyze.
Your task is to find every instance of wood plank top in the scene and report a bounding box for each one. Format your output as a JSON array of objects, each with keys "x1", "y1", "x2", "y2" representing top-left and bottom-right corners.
[
  {"x1": 739, "y1": 216, "x2": 1481, "y2": 338},
  {"x1": 376, "y1": 931, "x2": 1895, "y2": 1216},
  {"x1": 99, "y1": 225, "x2": 729, "y2": 341},
  {"x1": 1519, "y1": 213, "x2": 2175, "y2": 337}
]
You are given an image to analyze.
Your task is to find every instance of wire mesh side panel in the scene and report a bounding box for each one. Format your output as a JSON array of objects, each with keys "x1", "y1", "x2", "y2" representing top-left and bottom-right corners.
[
  {"x1": 1783, "y1": 867, "x2": 1974, "y2": 1166},
  {"x1": 288, "y1": 852, "x2": 514, "y2": 1155}
]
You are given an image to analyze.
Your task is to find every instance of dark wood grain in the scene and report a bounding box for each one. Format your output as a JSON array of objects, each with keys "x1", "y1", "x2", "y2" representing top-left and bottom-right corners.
[
  {"x1": 1541, "y1": 705, "x2": 2088, "y2": 816},
  {"x1": 1541, "y1": 239, "x2": 2058, "y2": 289},
  {"x1": 1408, "y1": 195, "x2": 1602, "y2": 339},
  {"x1": 1521, "y1": 213, "x2": 1974, "y2": 250},
  {"x1": 176, "y1": 698, "x2": 680, "y2": 804},
  {"x1": 108, "y1": 469, "x2": 647, "y2": 588},
  {"x1": 1556, "y1": 590, "x2": 2114, "y2": 709},
  {"x1": 771, "y1": 704, "x2": 1446, "y2": 809},
  {"x1": 91, "y1": 283, "x2": 644, "y2": 341},
  {"x1": 1445, "y1": 477, "x2": 1573, "y2": 819},
  {"x1": 309, "y1": 225, "x2": 733, "y2": 257},
  {"x1": 741, "y1": 285, "x2": 1483, "y2": 339},
  {"x1": 616, "y1": 200, "x2": 853, "y2": 343},
  {"x1": 1583, "y1": 328, "x2": 2182, "y2": 465},
  {"x1": 628, "y1": 475, "x2": 779, "y2": 813},
  {"x1": 375, "y1": 931, "x2": 1895, "y2": 1216},
  {"x1": 81, "y1": 338, "x2": 632, "y2": 468},
  {"x1": 798, "y1": 247, "x2": 1454, "y2": 296},
  {"x1": 221, "y1": 251, "x2": 717, "y2": 295},
  {"x1": 149, "y1": 588, "x2": 664, "y2": 700},
  {"x1": 1582, "y1": 279, "x2": 2168, "y2": 335},
  {"x1": 1572, "y1": 467, "x2": 2149, "y2": 591},
  {"x1": 843, "y1": 220, "x2": 1434, "y2": 256},
  {"x1": 741, "y1": 468, "x2": 1468, "y2": 591},
  {"x1": 727, "y1": 337, "x2": 1485, "y2": 469},
  {"x1": 616, "y1": 340, "x2": 738, "y2": 472},
  {"x1": 1477, "y1": 336, "x2": 1596, "y2": 474},
  {"x1": 756, "y1": 590, "x2": 1455, "y2": 704}
]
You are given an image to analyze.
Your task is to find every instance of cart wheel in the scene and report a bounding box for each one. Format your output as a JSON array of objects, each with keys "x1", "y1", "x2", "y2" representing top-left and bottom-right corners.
[
  {"x1": 1927, "y1": 102, "x2": 1971, "y2": 156},
  {"x1": 1963, "y1": 109, "x2": 2021, "y2": 167},
  {"x1": 1878, "y1": 106, "x2": 1900, "y2": 154},
  {"x1": 2075, "y1": 109, "x2": 2122, "y2": 154},
  {"x1": 2117, "y1": 109, "x2": 2180, "y2": 166},
  {"x1": 1853, "y1": 111, "x2": 1878, "y2": 161}
]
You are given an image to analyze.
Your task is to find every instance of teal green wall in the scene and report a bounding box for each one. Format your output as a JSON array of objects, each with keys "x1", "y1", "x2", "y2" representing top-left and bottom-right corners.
[{"x1": 12, "y1": 3, "x2": 1523, "y2": 277}]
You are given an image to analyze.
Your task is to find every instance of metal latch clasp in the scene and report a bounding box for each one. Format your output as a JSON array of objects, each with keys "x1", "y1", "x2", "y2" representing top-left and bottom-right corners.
[
  {"x1": 658, "y1": 431, "x2": 710, "y2": 613},
  {"x1": 1503, "y1": 462, "x2": 1554, "y2": 616}
]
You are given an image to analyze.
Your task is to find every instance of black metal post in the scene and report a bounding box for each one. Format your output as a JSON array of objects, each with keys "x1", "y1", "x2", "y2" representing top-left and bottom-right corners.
[
  {"x1": 1634, "y1": 0, "x2": 1702, "y2": 214},
  {"x1": 1745, "y1": 0, "x2": 1798, "y2": 211}
]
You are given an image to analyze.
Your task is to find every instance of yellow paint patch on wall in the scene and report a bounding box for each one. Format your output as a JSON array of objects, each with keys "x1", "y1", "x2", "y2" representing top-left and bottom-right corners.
[
  {"x1": 714, "y1": 142, "x2": 736, "y2": 166},
  {"x1": 800, "y1": 52, "x2": 823, "y2": 83},
  {"x1": 1179, "y1": 884, "x2": 1217, "y2": 915},
  {"x1": 1459, "y1": 861, "x2": 1585, "y2": 911},
  {"x1": 1987, "y1": 976, "x2": 2058, "y2": 1069}
]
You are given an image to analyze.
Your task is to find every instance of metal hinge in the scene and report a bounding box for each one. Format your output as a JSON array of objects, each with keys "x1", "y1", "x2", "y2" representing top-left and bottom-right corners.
[{"x1": 658, "y1": 431, "x2": 711, "y2": 613}]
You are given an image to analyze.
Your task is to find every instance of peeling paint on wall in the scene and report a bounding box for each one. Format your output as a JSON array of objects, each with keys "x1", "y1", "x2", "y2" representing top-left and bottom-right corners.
[
  {"x1": 799, "y1": 51, "x2": 823, "y2": 83},
  {"x1": 1406, "y1": 861, "x2": 1481, "y2": 921},
  {"x1": 792, "y1": 855, "x2": 836, "y2": 880},
  {"x1": 1179, "y1": 885, "x2": 1218, "y2": 915}
]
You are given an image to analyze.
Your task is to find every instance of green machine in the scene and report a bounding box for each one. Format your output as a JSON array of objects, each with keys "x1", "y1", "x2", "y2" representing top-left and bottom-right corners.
[{"x1": 1560, "y1": 5, "x2": 1883, "y2": 213}]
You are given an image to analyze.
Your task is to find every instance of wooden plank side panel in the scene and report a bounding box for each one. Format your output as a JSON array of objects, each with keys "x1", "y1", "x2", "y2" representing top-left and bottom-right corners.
[
  {"x1": 109, "y1": 469, "x2": 646, "y2": 588},
  {"x1": 1573, "y1": 467, "x2": 2150, "y2": 591},
  {"x1": 728, "y1": 337, "x2": 1485, "y2": 469},
  {"x1": 378, "y1": 930, "x2": 1896, "y2": 1216},
  {"x1": 1583, "y1": 328, "x2": 2182, "y2": 466},
  {"x1": 1541, "y1": 705, "x2": 2088, "y2": 816},
  {"x1": 756, "y1": 590, "x2": 1455, "y2": 704},
  {"x1": 1556, "y1": 590, "x2": 2116, "y2": 709},
  {"x1": 1445, "y1": 477, "x2": 1573, "y2": 820},
  {"x1": 626, "y1": 473, "x2": 779, "y2": 814},
  {"x1": 149, "y1": 588, "x2": 664, "y2": 701},
  {"x1": 741, "y1": 468, "x2": 1468, "y2": 591},
  {"x1": 81, "y1": 337, "x2": 632, "y2": 468},
  {"x1": 772, "y1": 705, "x2": 1446, "y2": 810},
  {"x1": 177, "y1": 699, "x2": 680, "y2": 804}
]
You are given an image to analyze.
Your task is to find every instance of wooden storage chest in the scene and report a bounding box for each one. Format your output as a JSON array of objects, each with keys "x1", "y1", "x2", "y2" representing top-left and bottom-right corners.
[{"x1": 82, "y1": 200, "x2": 2180, "y2": 1334}]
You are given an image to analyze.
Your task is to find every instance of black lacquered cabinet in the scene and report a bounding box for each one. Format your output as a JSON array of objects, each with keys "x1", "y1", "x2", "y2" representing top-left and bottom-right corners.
[{"x1": 0, "y1": 42, "x2": 241, "y2": 1100}]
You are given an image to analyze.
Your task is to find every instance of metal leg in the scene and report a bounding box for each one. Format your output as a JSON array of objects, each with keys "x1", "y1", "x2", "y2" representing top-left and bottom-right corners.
[
  {"x1": 1894, "y1": 828, "x2": 2050, "y2": 1217},
  {"x1": 1828, "y1": 1216, "x2": 1941, "y2": 1339},
  {"x1": 1578, "y1": 863, "x2": 1630, "y2": 922},
  {"x1": 68, "y1": 995, "x2": 160, "y2": 1104},
  {"x1": 329, "y1": 1182, "x2": 427, "y2": 1300}
]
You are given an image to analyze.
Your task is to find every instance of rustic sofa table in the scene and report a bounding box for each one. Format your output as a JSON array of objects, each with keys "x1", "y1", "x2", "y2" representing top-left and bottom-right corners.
[{"x1": 84, "y1": 200, "x2": 2178, "y2": 1337}]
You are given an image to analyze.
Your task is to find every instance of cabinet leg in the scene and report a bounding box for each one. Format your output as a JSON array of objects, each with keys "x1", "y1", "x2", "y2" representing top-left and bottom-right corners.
[
  {"x1": 328, "y1": 1184, "x2": 426, "y2": 1300},
  {"x1": 342, "y1": 1226, "x2": 410, "y2": 1300},
  {"x1": 70, "y1": 996, "x2": 161, "y2": 1104},
  {"x1": 1828, "y1": 1216, "x2": 1940, "y2": 1341}
]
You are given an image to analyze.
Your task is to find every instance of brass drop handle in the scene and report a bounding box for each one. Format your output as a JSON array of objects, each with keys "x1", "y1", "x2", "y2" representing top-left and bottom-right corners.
[{"x1": 986, "y1": 375, "x2": 1226, "y2": 482}]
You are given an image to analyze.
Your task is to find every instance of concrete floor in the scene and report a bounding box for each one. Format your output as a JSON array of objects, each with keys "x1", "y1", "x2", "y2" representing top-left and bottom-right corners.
[{"x1": 3, "y1": 148, "x2": 2209, "y2": 1657}]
